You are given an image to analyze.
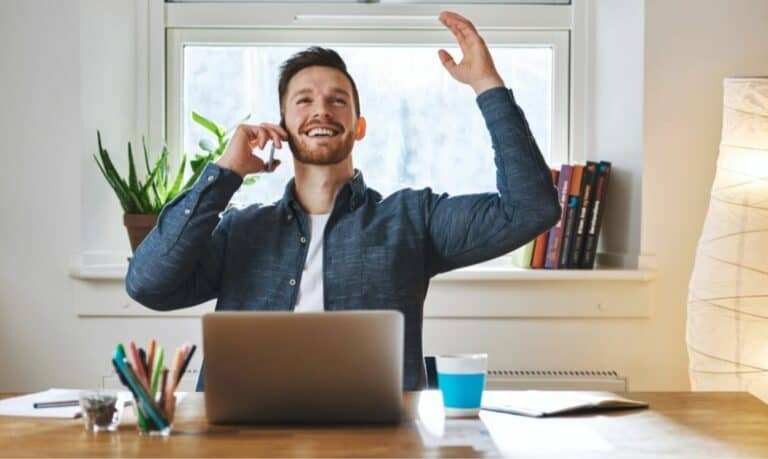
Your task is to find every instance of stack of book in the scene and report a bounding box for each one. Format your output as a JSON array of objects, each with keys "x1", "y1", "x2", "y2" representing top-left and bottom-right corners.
[{"x1": 511, "y1": 161, "x2": 612, "y2": 270}]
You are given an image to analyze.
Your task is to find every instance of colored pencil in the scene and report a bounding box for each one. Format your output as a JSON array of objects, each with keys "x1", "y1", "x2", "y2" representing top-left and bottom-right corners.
[
  {"x1": 147, "y1": 339, "x2": 156, "y2": 380},
  {"x1": 129, "y1": 341, "x2": 149, "y2": 388},
  {"x1": 150, "y1": 346, "x2": 164, "y2": 397},
  {"x1": 138, "y1": 348, "x2": 150, "y2": 385},
  {"x1": 159, "y1": 368, "x2": 169, "y2": 409}
]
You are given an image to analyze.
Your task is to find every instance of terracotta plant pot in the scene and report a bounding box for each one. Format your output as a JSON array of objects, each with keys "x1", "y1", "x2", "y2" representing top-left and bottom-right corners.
[{"x1": 123, "y1": 213, "x2": 159, "y2": 253}]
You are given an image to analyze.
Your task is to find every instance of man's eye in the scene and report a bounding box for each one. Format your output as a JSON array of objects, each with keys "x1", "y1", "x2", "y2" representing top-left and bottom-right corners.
[
  {"x1": 297, "y1": 98, "x2": 310, "y2": 104},
  {"x1": 334, "y1": 98, "x2": 346, "y2": 105}
]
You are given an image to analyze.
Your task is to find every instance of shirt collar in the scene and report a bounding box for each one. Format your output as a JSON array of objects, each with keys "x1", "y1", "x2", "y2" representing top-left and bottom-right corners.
[{"x1": 282, "y1": 169, "x2": 368, "y2": 214}]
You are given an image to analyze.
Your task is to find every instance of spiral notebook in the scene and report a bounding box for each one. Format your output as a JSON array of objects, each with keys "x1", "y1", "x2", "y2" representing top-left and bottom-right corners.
[{"x1": 481, "y1": 391, "x2": 648, "y2": 417}]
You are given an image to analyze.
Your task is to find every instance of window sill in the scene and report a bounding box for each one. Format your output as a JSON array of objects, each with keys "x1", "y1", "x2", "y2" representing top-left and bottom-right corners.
[
  {"x1": 69, "y1": 252, "x2": 655, "y2": 283},
  {"x1": 431, "y1": 266, "x2": 655, "y2": 282},
  {"x1": 69, "y1": 252, "x2": 656, "y2": 319}
]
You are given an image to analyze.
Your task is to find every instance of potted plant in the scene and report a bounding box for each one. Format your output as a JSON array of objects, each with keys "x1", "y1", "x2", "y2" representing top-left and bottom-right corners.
[
  {"x1": 93, "y1": 112, "x2": 253, "y2": 252},
  {"x1": 93, "y1": 132, "x2": 187, "y2": 252}
]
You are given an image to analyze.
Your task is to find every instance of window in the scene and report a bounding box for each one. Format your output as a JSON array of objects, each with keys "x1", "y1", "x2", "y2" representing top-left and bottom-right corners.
[{"x1": 164, "y1": 3, "x2": 571, "y2": 205}]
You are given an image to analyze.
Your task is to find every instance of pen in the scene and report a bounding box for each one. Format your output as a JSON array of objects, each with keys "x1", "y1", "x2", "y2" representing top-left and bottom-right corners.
[
  {"x1": 176, "y1": 344, "x2": 197, "y2": 386},
  {"x1": 33, "y1": 400, "x2": 79, "y2": 409}
]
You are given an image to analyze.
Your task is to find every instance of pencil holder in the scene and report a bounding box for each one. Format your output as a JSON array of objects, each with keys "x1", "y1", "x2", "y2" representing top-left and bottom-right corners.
[
  {"x1": 132, "y1": 394, "x2": 174, "y2": 436},
  {"x1": 110, "y1": 339, "x2": 197, "y2": 438}
]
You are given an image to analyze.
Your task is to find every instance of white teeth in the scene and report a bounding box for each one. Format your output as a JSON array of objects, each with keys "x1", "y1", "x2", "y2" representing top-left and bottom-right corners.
[{"x1": 307, "y1": 128, "x2": 337, "y2": 137}]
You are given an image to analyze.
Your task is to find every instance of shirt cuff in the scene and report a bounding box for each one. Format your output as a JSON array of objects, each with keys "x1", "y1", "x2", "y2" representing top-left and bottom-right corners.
[
  {"x1": 475, "y1": 86, "x2": 517, "y2": 125},
  {"x1": 195, "y1": 162, "x2": 244, "y2": 196}
]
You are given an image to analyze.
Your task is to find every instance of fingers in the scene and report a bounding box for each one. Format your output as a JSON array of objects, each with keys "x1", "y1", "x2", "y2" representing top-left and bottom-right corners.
[
  {"x1": 440, "y1": 13, "x2": 468, "y2": 53},
  {"x1": 439, "y1": 11, "x2": 482, "y2": 50},
  {"x1": 437, "y1": 49, "x2": 457, "y2": 73},
  {"x1": 259, "y1": 122, "x2": 288, "y2": 149},
  {"x1": 439, "y1": 11, "x2": 478, "y2": 35},
  {"x1": 239, "y1": 123, "x2": 288, "y2": 150}
]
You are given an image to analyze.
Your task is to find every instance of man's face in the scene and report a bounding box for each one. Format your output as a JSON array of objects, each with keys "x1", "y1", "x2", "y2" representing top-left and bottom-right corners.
[{"x1": 282, "y1": 66, "x2": 365, "y2": 165}]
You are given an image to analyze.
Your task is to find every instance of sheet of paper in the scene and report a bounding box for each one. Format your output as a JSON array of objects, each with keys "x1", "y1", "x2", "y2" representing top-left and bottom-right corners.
[
  {"x1": 0, "y1": 388, "x2": 132, "y2": 419},
  {"x1": 481, "y1": 390, "x2": 647, "y2": 417}
]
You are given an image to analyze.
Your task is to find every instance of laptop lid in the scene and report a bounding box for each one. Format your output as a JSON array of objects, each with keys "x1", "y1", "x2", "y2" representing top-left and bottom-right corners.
[{"x1": 202, "y1": 310, "x2": 404, "y2": 424}]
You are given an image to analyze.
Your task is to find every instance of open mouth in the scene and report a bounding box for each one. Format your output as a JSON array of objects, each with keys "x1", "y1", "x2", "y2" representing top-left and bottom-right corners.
[{"x1": 303, "y1": 127, "x2": 341, "y2": 139}]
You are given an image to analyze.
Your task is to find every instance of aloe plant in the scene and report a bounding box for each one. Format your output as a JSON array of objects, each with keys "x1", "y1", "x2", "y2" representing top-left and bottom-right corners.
[
  {"x1": 93, "y1": 131, "x2": 187, "y2": 214},
  {"x1": 189, "y1": 111, "x2": 258, "y2": 186},
  {"x1": 94, "y1": 113, "x2": 257, "y2": 214}
]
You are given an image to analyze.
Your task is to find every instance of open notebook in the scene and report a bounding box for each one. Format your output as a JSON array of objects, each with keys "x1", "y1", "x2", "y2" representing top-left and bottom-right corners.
[{"x1": 481, "y1": 391, "x2": 648, "y2": 417}]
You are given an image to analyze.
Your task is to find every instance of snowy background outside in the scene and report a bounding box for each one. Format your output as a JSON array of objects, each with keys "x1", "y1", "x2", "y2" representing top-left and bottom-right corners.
[{"x1": 183, "y1": 45, "x2": 552, "y2": 205}]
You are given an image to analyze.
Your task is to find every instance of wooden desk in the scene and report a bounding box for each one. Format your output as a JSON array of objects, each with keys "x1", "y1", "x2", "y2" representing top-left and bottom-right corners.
[{"x1": 1, "y1": 391, "x2": 767, "y2": 458}]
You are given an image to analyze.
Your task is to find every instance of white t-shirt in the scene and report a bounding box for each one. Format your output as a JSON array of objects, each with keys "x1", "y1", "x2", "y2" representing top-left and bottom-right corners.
[{"x1": 293, "y1": 213, "x2": 331, "y2": 313}]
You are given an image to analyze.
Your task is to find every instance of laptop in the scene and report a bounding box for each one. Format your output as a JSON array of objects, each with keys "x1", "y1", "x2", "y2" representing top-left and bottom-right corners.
[{"x1": 202, "y1": 310, "x2": 404, "y2": 424}]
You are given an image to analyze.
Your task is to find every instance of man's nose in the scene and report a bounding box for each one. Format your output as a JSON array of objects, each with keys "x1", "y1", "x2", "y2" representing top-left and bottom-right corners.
[{"x1": 311, "y1": 100, "x2": 333, "y2": 118}]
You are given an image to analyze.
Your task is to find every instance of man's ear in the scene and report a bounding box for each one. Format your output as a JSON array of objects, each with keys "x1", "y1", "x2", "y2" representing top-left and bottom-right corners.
[{"x1": 355, "y1": 116, "x2": 367, "y2": 140}]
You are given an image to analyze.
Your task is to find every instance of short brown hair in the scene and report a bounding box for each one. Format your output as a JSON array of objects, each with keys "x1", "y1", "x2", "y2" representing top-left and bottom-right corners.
[{"x1": 278, "y1": 47, "x2": 361, "y2": 120}]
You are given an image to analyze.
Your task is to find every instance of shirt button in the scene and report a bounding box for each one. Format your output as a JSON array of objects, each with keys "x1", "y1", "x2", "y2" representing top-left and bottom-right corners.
[
  {"x1": 207, "y1": 175, "x2": 214, "y2": 182},
  {"x1": 184, "y1": 208, "x2": 191, "y2": 215},
  {"x1": 287, "y1": 214, "x2": 293, "y2": 221},
  {"x1": 300, "y1": 236, "x2": 307, "y2": 244},
  {"x1": 289, "y1": 278, "x2": 297, "y2": 286}
]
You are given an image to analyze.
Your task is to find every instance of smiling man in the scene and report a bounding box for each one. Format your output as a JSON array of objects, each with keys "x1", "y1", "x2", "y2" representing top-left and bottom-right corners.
[{"x1": 126, "y1": 11, "x2": 560, "y2": 391}]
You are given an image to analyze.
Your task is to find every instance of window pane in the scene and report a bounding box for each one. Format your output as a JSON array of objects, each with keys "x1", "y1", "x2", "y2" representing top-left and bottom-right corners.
[{"x1": 183, "y1": 45, "x2": 552, "y2": 204}]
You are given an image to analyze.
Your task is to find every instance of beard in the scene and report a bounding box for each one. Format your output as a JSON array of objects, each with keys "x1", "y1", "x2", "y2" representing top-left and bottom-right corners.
[{"x1": 286, "y1": 127, "x2": 356, "y2": 166}]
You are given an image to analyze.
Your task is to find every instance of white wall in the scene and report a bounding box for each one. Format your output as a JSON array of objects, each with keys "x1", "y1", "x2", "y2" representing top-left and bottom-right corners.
[
  {"x1": 0, "y1": 0, "x2": 203, "y2": 392},
  {"x1": 642, "y1": 0, "x2": 768, "y2": 389},
  {"x1": 0, "y1": 0, "x2": 82, "y2": 388},
  {"x1": 589, "y1": 0, "x2": 644, "y2": 267},
  {"x1": 2, "y1": 0, "x2": 767, "y2": 392}
]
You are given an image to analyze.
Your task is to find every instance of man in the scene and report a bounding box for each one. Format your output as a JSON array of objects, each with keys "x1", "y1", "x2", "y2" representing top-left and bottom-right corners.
[{"x1": 126, "y1": 11, "x2": 560, "y2": 391}]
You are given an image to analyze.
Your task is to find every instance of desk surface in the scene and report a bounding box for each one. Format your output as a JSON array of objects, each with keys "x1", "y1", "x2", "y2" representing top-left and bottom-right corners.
[{"x1": 1, "y1": 391, "x2": 767, "y2": 458}]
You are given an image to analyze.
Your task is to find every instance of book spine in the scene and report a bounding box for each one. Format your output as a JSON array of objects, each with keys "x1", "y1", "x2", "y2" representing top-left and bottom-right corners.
[
  {"x1": 545, "y1": 165, "x2": 572, "y2": 269},
  {"x1": 530, "y1": 169, "x2": 559, "y2": 269},
  {"x1": 581, "y1": 161, "x2": 612, "y2": 269},
  {"x1": 559, "y1": 199, "x2": 579, "y2": 268},
  {"x1": 570, "y1": 162, "x2": 597, "y2": 268},
  {"x1": 559, "y1": 165, "x2": 584, "y2": 269}
]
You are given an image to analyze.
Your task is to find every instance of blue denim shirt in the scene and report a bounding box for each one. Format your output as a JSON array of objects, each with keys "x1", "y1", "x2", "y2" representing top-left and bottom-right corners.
[{"x1": 126, "y1": 86, "x2": 560, "y2": 391}]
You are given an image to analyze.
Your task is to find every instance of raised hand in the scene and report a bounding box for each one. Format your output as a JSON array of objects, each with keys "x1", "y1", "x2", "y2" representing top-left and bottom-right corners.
[
  {"x1": 437, "y1": 11, "x2": 505, "y2": 95},
  {"x1": 216, "y1": 123, "x2": 287, "y2": 178}
]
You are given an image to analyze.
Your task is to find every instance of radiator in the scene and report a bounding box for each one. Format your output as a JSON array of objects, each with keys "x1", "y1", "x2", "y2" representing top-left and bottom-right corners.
[{"x1": 485, "y1": 370, "x2": 627, "y2": 392}]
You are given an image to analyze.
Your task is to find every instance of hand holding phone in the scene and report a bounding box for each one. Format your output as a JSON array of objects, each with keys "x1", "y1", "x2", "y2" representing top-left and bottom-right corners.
[{"x1": 215, "y1": 122, "x2": 286, "y2": 177}]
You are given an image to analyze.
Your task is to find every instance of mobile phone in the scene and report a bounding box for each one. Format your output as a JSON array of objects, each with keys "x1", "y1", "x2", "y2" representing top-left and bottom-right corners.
[{"x1": 266, "y1": 142, "x2": 275, "y2": 172}]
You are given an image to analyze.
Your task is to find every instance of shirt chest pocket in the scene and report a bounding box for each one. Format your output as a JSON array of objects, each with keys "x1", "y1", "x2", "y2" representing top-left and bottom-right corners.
[{"x1": 362, "y1": 245, "x2": 422, "y2": 304}]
